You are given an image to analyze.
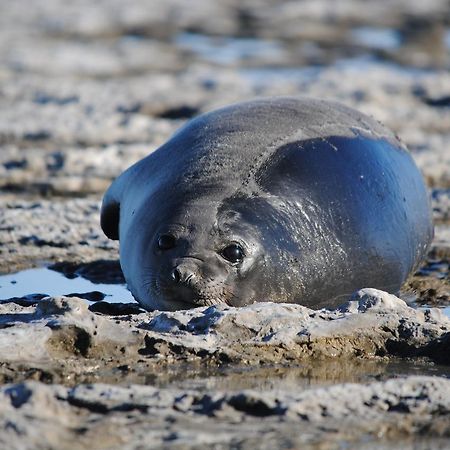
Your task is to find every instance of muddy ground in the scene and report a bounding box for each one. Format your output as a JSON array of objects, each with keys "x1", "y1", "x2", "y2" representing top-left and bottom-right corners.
[{"x1": 0, "y1": 1, "x2": 449, "y2": 449}]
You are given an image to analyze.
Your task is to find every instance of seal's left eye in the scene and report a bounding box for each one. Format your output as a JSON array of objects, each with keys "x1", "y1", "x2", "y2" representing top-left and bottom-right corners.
[
  {"x1": 221, "y1": 244, "x2": 244, "y2": 263},
  {"x1": 158, "y1": 234, "x2": 176, "y2": 250}
]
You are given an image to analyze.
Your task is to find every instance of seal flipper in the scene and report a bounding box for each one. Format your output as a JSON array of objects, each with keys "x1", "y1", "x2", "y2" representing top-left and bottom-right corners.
[
  {"x1": 101, "y1": 158, "x2": 142, "y2": 241},
  {"x1": 100, "y1": 182, "x2": 121, "y2": 240},
  {"x1": 100, "y1": 153, "x2": 155, "y2": 241}
]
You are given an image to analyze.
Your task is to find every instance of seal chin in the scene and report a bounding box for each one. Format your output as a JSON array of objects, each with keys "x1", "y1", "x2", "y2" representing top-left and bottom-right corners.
[
  {"x1": 157, "y1": 294, "x2": 223, "y2": 311},
  {"x1": 161, "y1": 298, "x2": 199, "y2": 311},
  {"x1": 154, "y1": 280, "x2": 223, "y2": 310}
]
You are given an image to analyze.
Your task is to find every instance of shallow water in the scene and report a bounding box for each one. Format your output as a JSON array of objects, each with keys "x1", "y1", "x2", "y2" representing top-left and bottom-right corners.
[
  {"x1": 445, "y1": 28, "x2": 450, "y2": 48},
  {"x1": 350, "y1": 26, "x2": 402, "y2": 50},
  {"x1": 174, "y1": 32, "x2": 286, "y2": 65},
  {"x1": 155, "y1": 358, "x2": 450, "y2": 392},
  {"x1": 422, "y1": 304, "x2": 449, "y2": 318},
  {"x1": 0, "y1": 267, "x2": 134, "y2": 303},
  {"x1": 400, "y1": 291, "x2": 450, "y2": 319},
  {"x1": 81, "y1": 357, "x2": 449, "y2": 391}
]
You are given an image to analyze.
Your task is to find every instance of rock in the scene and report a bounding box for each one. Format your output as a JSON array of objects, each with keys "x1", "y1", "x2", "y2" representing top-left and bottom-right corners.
[
  {"x1": 0, "y1": 296, "x2": 143, "y2": 371},
  {"x1": 339, "y1": 288, "x2": 409, "y2": 313}
]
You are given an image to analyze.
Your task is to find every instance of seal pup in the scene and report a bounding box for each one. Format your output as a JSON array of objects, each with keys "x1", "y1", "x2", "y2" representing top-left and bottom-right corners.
[{"x1": 101, "y1": 97, "x2": 433, "y2": 311}]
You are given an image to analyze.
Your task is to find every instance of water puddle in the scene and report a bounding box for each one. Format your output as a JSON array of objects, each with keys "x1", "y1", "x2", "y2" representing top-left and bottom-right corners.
[
  {"x1": 350, "y1": 26, "x2": 402, "y2": 50},
  {"x1": 239, "y1": 66, "x2": 321, "y2": 86},
  {"x1": 156, "y1": 358, "x2": 450, "y2": 393},
  {"x1": 239, "y1": 55, "x2": 431, "y2": 89},
  {"x1": 44, "y1": 354, "x2": 449, "y2": 389},
  {"x1": 405, "y1": 297, "x2": 450, "y2": 319},
  {"x1": 404, "y1": 296, "x2": 450, "y2": 319},
  {"x1": 174, "y1": 32, "x2": 287, "y2": 65},
  {"x1": 0, "y1": 267, "x2": 134, "y2": 304},
  {"x1": 431, "y1": 305, "x2": 449, "y2": 317}
]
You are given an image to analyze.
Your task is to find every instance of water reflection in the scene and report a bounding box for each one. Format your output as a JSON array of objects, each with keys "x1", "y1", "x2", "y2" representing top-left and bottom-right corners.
[
  {"x1": 0, "y1": 267, "x2": 134, "y2": 304},
  {"x1": 92, "y1": 358, "x2": 450, "y2": 390}
]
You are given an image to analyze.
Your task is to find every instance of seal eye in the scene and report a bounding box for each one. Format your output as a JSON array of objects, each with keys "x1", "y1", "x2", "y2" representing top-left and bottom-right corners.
[
  {"x1": 158, "y1": 234, "x2": 176, "y2": 250},
  {"x1": 221, "y1": 244, "x2": 244, "y2": 264}
]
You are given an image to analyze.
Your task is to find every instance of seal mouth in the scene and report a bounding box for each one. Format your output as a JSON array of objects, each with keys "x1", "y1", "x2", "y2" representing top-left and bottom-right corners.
[
  {"x1": 158, "y1": 280, "x2": 209, "y2": 308},
  {"x1": 176, "y1": 289, "x2": 215, "y2": 308},
  {"x1": 176, "y1": 296, "x2": 205, "y2": 308},
  {"x1": 158, "y1": 293, "x2": 213, "y2": 310},
  {"x1": 172, "y1": 287, "x2": 235, "y2": 309}
]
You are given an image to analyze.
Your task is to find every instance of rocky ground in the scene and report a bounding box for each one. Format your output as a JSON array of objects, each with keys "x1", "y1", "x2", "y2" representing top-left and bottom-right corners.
[
  {"x1": 1, "y1": 290, "x2": 450, "y2": 449},
  {"x1": 0, "y1": 0, "x2": 449, "y2": 449}
]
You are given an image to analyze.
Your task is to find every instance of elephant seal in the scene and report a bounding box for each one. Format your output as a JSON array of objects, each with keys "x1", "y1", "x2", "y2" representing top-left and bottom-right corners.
[{"x1": 101, "y1": 97, "x2": 433, "y2": 311}]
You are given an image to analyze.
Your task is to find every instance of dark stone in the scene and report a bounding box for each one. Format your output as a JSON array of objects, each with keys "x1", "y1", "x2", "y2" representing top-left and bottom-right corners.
[
  {"x1": 3, "y1": 159, "x2": 27, "y2": 170},
  {"x1": 88, "y1": 301, "x2": 143, "y2": 315},
  {"x1": 66, "y1": 291, "x2": 106, "y2": 302},
  {"x1": 157, "y1": 105, "x2": 199, "y2": 119}
]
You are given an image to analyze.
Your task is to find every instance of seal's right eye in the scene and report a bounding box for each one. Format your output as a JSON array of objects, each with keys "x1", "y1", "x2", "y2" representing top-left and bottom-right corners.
[
  {"x1": 221, "y1": 243, "x2": 245, "y2": 264},
  {"x1": 157, "y1": 234, "x2": 176, "y2": 250}
]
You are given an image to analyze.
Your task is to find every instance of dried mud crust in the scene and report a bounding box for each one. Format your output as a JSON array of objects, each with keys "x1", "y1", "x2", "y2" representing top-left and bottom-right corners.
[
  {"x1": 0, "y1": 289, "x2": 449, "y2": 386},
  {"x1": 400, "y1": 224, "x2": 449, "y2": 308},
  {"x1": 0, "y1": 377, "x2": 449, "y2": 450},
  {"x1": 1, "y1": 69, "x2": 450, "y2": 196},
  {"x1": 0, "y1": 197, "x2": 118, "y2": 274}
]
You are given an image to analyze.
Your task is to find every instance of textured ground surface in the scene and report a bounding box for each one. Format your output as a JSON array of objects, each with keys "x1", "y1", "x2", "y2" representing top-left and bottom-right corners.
[
  {"x1": 0, "y1": 0, "x2": 449, "y2": 449},
  {"x1": 0, "y1": 290, "x2": 450, "y2": 449}
]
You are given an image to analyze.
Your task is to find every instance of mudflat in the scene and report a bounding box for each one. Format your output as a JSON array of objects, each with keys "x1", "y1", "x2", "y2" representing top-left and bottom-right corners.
[{"x1": 0, "y1": 1, "x2": 448, "y2": 448}]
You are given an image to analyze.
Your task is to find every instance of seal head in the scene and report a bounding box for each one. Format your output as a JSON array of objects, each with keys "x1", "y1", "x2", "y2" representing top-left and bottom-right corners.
[{"x1": 101, "y1": 97, "x2": 433, "y2": 311}]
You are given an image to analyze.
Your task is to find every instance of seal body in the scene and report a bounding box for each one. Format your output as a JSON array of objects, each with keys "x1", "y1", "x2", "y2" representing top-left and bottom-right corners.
[{"x1": 101, "y1": 97, "x2": 433, "y2": 311}]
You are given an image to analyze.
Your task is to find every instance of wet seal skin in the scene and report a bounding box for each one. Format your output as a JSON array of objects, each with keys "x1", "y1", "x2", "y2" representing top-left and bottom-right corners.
[{"x1": 101, "y1": 97, "x2": 433, "y2": 311}]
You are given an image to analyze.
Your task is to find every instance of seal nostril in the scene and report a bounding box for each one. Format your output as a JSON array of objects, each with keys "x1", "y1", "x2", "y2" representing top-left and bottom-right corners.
[
  {"x1": 171, "y1": 267, "x2": 181, "y2": 283},
  {"x1": 171, "y1": 265, "x2": 197, "y2": 285}
]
